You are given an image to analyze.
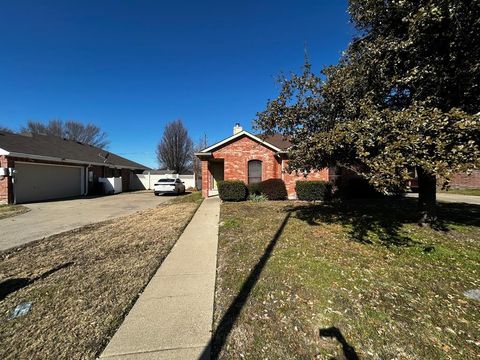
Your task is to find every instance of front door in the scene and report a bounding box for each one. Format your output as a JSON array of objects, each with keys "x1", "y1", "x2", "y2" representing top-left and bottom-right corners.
[{"x1": 209, "y1": 162, "x2": 224, "y2": 194}]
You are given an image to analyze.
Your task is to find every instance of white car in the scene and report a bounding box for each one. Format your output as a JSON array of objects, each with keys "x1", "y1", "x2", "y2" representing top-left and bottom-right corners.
[{"x1": 154, "y1": 178, "x2": 186, "y2": 195}]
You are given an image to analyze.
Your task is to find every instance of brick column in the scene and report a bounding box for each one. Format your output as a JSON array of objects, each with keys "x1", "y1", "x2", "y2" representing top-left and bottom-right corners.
[
  {"x1": 201, "y1": 160, "x2": 209, "y2": 197},
  {"x1": 0, "y1": 156, "x2": 12, "y2": 204}
]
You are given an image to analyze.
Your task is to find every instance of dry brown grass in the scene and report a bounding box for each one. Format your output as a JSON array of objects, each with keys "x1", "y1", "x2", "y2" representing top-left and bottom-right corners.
[
  {"x1": 0, "y1": 193, "x2": 202, "y2": 360},
  {"x1": 0, "y1": 204, "x2": 29, "y2": 220}
]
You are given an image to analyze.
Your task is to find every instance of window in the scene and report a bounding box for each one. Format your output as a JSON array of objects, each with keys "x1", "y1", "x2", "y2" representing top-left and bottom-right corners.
[{"x1": 248, "y1": 160, "x2": 262, "y2": 184}]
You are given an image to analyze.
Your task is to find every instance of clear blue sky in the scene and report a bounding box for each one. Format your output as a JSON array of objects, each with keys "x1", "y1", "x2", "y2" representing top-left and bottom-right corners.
[{"x1": 0, "y1": 0, "x2": 352, "y2": 169}]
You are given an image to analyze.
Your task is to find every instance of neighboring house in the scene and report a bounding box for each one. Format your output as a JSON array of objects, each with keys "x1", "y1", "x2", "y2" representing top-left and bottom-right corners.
[
  {"x1": 447, "y1": 170, "x2": 480, "y2": 189},
  {"x1": 195, "y1": 124, "x2": 329, "y2": 198},
  {"x1": 0, "y1": 131, "x2": 148, "y2": 204}
]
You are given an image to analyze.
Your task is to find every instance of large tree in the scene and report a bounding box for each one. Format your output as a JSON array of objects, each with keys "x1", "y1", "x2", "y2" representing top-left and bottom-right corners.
[
  {"x1": 256, "y1": 0, "x2": 480, "y2": 222},
  {"x1": 156, "y1": 119, "x2": 193, "y2": 174},
  {"x1": 21, "y1": 119, "x2": 109, "y2": 148}
]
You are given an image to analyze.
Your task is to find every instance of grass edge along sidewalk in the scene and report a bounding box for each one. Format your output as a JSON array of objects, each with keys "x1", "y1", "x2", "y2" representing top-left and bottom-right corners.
[{"x1": 212, "y1": 198, "x2": 480, "y2": 359}]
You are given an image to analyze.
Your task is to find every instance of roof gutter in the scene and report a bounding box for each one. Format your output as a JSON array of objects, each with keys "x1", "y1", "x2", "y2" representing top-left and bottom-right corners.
[
  {"x1": 194, "y1": 152, "x2": 213, "y2": 157},
  {"x1": 4, "y1": 151, "x2": 146, "y2": 170}
]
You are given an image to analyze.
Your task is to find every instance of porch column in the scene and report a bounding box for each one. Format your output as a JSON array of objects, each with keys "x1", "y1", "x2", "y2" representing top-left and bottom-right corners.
[{"x1": 201, "y1": 160, "x2": 209, "y2": 198}]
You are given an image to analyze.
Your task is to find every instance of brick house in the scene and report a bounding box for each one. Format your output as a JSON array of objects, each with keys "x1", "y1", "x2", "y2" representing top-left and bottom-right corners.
[
  {"x1": 195, "y1": 124, "x2": 329, "y2": 199},
  {"x1": 0, "y1": 131, "x2": 148, "y2": 204},
  {"x1": 447, "y1": 170, "x2": 480, "y2": 189}
]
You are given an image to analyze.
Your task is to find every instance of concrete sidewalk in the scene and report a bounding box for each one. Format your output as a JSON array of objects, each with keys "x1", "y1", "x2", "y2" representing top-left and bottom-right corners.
[
  {"x1": 406, "y1": 192, "x2": 480, "y2": 205},
  {"x1": 100, "y1": 196, "x2": 220, "y2": 360}
]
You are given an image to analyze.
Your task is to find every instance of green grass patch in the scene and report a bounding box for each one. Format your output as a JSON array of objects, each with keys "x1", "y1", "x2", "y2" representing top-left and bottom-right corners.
[
  {"x1": 170, "y1": 191, "x2": 203, "y2": 204},
  {"x1": 213, "y1": 198, "x2": 480, "y2": 359},
  {"x1": 439, "y1": 188, "x2": 480, "y2": 196}
]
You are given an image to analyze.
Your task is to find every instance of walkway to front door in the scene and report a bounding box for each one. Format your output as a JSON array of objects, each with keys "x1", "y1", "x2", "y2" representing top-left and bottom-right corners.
[{"x1": 100, "y1": 196, "x2": 220, "y2": 360}]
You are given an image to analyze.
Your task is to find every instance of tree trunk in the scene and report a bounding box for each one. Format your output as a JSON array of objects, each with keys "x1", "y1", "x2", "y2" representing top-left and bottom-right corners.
[{"x1": 417, "y1": 167, "x2": 437, "y2": 225}]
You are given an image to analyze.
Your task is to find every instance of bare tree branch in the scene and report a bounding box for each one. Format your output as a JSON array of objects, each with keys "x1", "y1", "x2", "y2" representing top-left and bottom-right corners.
[
  {"x1": 20, "y1": 119, "x2": 110, "y2": 148},
  {"x1": 193, "y1": 134, "x2": 208, "y2": 176},
  {"x1": 156, "y1": 119, "x2": 193, "y2": 173}
]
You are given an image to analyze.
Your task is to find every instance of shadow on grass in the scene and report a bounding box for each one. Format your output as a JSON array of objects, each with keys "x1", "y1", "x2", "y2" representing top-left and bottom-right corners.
[
  {"x1": 203, "y1": 198, "x2": 480, "y2": 359},
  {"x1": 201, "y1": 212, "x2": 292, "y2": 360},
  {"x1": 289, "y1": 197, "x2": 480, "y2": 247},
  {"x1": 319, "y1": 326, "x2": 359, "y2": 360},
  {"x1": 0, "y1": 262, "x2": 74, "y2": 301}
]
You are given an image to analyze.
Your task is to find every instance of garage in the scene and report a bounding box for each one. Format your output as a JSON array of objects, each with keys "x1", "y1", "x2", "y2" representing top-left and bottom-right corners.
[
  {"x1": 14, "y1": 162, "x2": 84, "y2": 203},
  {"x1": 1, "y1": 131, "x2": 149, "y2": 204}
]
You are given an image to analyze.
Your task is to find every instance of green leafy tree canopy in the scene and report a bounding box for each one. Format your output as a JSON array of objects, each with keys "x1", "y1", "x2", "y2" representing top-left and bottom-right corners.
[{"x1": 255, "y1": 0, "x2": 480, "y2": 221}]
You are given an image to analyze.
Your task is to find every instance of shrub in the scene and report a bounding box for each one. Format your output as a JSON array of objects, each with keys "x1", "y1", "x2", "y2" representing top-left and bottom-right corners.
[
  {"x1": 296, "y1": 181, "x2": 333, "y2": 201},
  {"x1": 248, "y1": 193, "x2": 268, "y2": 202},
  {"x1": 338, "y1": 176, "x2": 383, "y2": 199},
  {"x1": 247, "y1": 182, "x2": 261, "y2": 196},
  {"x1": 258, "y1": 179, "x2": 288, "y2": 200},
  {"x1": 218, "y1": 180, "x2": 247, "y2": 201}
]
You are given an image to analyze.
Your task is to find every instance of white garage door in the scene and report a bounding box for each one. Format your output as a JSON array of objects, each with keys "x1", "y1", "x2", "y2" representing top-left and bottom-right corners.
[{"x1": 14, "y1": 162, "x2": 83, "y2": 203}]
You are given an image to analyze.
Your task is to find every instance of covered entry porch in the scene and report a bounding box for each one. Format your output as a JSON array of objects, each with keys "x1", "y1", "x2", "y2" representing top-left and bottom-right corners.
[{"x1": 199, "y1": 158, "x2": 224, "y2": 197}]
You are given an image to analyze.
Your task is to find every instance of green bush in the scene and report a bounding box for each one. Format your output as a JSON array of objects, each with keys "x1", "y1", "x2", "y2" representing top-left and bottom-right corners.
[
  {"x1": 247, "y1": 182, "x2": 261, "y2": 196},
  {"x1": 248, "y1": 193, "x2": 268, "y2": 202},
  {"x1": 218, "y1": 180, "x2": 247, "y2": 201},
  {"x1": 258, "y1": 179, "x2": 288, "y2": 200},
  {"x1": 296, "y1": 181, "x2": 333, "y2": 201}
]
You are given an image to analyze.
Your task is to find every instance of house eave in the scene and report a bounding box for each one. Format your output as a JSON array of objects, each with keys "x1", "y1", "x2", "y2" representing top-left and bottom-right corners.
[
  {"x1": 194, "y1": 152, "x2": 213, "y2": 158},
  {"x1": 4, "y1": 151, "x2": 146, "y2": 170}
]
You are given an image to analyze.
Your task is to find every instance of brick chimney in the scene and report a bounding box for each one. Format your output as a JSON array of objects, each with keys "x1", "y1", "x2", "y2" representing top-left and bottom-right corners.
[{"x1": 233, "y1": 123, "x2": 243, "y2": 135}]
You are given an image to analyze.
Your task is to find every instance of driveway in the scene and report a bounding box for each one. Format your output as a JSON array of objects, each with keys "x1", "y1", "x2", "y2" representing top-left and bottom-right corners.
[
  {"x1": 406, "y1": 192, "x2": 480, "y2": 205},
  {"x1": 0, "y1": 191, "x2": 171, "y2": 251}
]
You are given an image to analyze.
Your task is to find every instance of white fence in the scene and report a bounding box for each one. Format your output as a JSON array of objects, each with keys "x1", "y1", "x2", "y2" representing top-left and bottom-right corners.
[
  {"x1": 130, "y1": 172, "x2": 196, "y2": 191},
  {"x1": 99, "y1": 177, "x2": 123, "y2": 194}
]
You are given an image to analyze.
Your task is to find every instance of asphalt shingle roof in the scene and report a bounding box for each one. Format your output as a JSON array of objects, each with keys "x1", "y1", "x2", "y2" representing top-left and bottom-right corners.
[
  {"x1": 258, "y1": 133, "x2": 292, "y2": 151},
  {"x1": 0, "y1": 131, "x2": 149, "y2": 170}
]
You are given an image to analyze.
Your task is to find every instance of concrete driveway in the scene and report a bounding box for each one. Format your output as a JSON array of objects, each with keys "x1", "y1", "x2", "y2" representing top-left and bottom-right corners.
[{"x1": 0, "y1": 191, "x2": 172, "y2": 251}]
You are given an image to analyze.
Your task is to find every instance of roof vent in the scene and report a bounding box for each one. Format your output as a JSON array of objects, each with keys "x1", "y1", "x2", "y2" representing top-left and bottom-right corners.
[{"x1": 233, "y1": 123, "x2": 243, "y2": 135}]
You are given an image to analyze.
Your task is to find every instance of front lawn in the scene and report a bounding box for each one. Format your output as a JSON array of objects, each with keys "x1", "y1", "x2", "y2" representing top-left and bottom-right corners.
[
  {"x1": 213, "y1": 198, "x2": 480, "y2": 359},
  {"x1": 0, "y1": 192, "x2": 202, "y2": 360},
  {"x1": 0, "y1": 204, "x2": 29, "y2": 220}
]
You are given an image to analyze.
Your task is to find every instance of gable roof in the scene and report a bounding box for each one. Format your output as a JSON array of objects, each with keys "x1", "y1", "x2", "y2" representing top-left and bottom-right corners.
[
  {"x1": 0, "y1": 131, "x2": 149, "y2": 170},
  {"x1": 195, "y1": 130, "x2": 290, "y2": 155},
  {"x1": 258, "y1": 133, "x2": 292, "y2": 151}
]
